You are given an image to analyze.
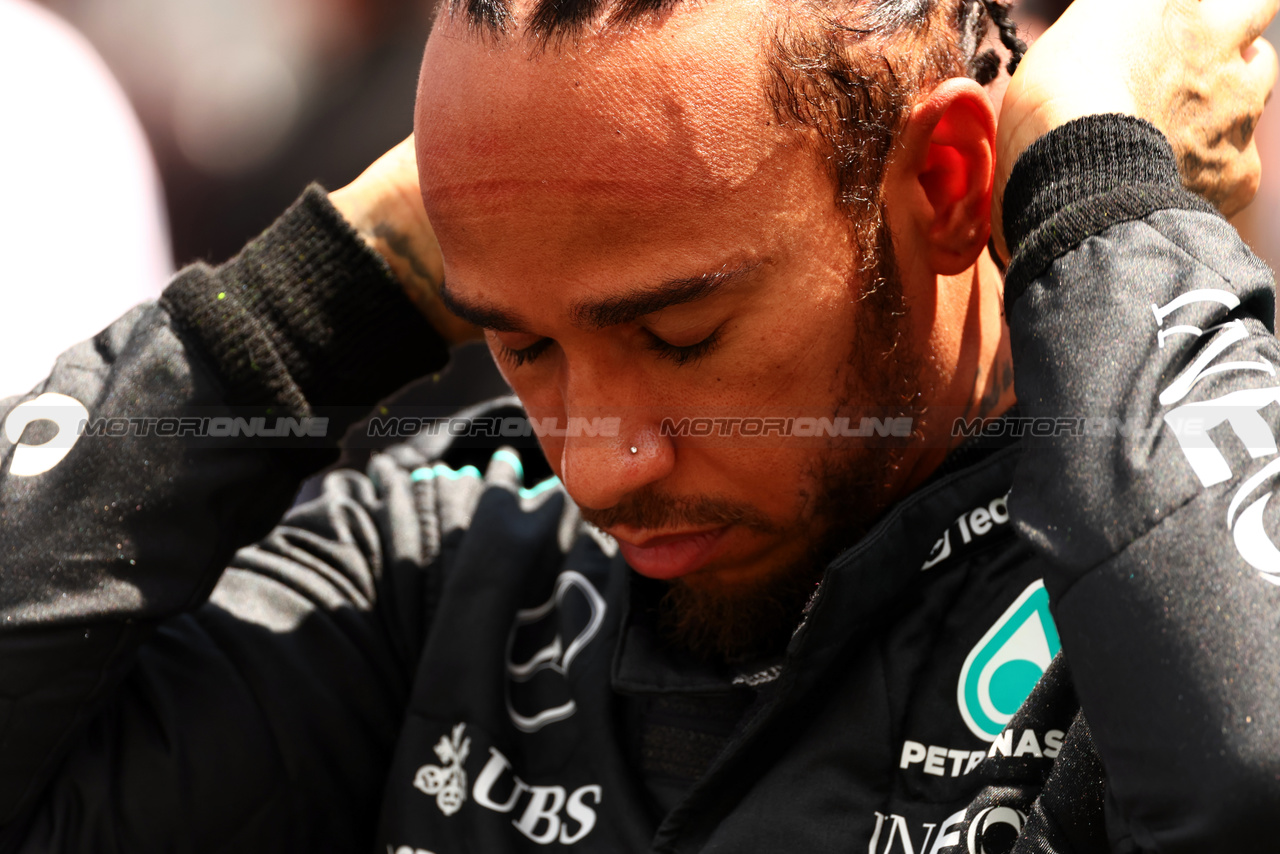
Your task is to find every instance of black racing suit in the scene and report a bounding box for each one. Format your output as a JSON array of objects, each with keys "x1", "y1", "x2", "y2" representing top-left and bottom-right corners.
[{"x1": 2, "y1": 115, "x2": 1279, "y2": 853}]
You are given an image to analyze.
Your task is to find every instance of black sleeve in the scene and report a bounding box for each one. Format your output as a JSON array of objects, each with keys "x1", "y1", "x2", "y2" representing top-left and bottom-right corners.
[
  {"x1": 0, "y1": 187, "x2": 449, "y2": 850},
  {"x1": 1003, "y1": 115, "x2": 1280, "y2": 851}
]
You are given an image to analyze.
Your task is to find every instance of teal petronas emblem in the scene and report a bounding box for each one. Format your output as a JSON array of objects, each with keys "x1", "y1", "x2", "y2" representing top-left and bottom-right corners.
[{"x1": 957, "y1": 580, "x2": 1061, "y2": 741}]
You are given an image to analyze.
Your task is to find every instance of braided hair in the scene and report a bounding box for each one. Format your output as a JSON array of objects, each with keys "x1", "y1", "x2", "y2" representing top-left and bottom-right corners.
[
  {"x1": 761, "y1": 0, "x2": 1028, "y2": 261},
  {"x1": 961, "y1": 0, "x2": 1029, "y2": 85},
  {"x1": 456, "y1": 0, "x2": 1027, "y2": 84},
  {"x1": 443, "y1": 0, "x2": 1027, "y2": 298},
  {"x1": 435, "y1": 0, "x2": 1026, "y2": 357}
]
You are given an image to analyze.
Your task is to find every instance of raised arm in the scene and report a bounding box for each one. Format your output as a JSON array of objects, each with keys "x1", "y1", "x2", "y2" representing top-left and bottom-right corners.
[
  {"x1": 994, "y1": 1, "x2": 1280, "y2": 849},
  {"x1": 0, "y1": 143, "x2": 466, "y2": 847}
]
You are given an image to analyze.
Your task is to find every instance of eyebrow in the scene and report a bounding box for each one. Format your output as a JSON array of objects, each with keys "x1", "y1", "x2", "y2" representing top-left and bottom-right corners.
[
  {"x1": 570, "y1": 263, "x2": 759, "y2": 330},
  {"x1": 438, "y1": 283, "x2": 528, "y2": 332},
  {"x1": 439, "y1": 263, "x2": 760, "y2": 334}
]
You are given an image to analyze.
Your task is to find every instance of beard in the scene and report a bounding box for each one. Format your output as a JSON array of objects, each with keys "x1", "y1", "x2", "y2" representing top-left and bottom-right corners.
[{"x1": 585, "y1": 212, "x2": 923, "y2": 664}]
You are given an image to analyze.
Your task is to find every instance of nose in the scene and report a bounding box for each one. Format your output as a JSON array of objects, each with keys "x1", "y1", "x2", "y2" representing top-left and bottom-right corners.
[{"x1": 555, "y1": 369, "x2": 675, "y2": 512}]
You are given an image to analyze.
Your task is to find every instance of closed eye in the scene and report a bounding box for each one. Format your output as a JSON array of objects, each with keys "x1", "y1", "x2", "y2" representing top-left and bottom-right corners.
[
  {"x1": 495, "y1": 325, "x2": 725, "y2": 369},
  {"x1": 497, "y1": 338, "x2": 554, "y2": 368},
  {"x1": 646, "y1": 326, "x2": 723, "y2": 366}
]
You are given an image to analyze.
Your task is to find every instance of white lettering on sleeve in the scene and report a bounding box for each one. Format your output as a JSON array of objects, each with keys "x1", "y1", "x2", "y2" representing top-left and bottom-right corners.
[
  {"x1": 1159, "y1": 321, "x2": 1271, "y2": 405},
  {"x1": 1165, "y1": 386, "x2": 1280, "y2": 487},
  {"x1": 1151, "y1": 289, "x2": 1240, "y2": 326},
  {"x1": 4, "y1": 393, "x2": 88, "y2": 477}
]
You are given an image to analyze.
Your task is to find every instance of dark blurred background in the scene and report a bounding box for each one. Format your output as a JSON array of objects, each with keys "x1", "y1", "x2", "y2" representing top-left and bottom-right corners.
[
  {"x1": 42, "y1": 0, "x2": 432, "y2": 266},
  {"x1": 6, "y1": 0, "x2": 509, "y2": 468}
]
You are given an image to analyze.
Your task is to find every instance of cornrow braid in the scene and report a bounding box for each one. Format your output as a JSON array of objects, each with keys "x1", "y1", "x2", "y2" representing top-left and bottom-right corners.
[
  {"x1": 435, "y1": 0, "x2": 1029, "y2": 356},
  {"x1": 441, "y1": 0, "x2": 1028, "y2": 286},
  {"x1": 453, "y1": 0, "x2": 1028, "y2": 93},
  {"x1": 963, "y1": 0, "x2": 1028, "y2": 85}
]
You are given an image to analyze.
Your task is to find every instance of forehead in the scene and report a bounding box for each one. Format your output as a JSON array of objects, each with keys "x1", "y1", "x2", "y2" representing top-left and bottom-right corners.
[
  {"x1": 414, "y1": 0, "x2": 850, "y2": 319},
  {"x1": 419, "y1": 4, "x2": 820, "y2": 235},
  {"x1": 418, "y1": 0, "x2": 776, "y2": 181}
]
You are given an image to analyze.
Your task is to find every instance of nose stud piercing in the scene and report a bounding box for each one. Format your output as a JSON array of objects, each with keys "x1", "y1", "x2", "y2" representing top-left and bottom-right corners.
[{"x1": 629, "y1": 446, "x2": 638, "y2": 455}]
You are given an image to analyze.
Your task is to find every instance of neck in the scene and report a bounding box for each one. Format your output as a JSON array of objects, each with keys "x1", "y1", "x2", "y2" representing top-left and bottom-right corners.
[{"x1": 900, "y1": 248, "x2": 1015, "y2": 494}]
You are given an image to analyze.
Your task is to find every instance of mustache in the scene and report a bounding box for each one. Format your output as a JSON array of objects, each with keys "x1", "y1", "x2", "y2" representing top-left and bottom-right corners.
[{"x1": 579, "y1": 486, "x2": 779, "y2": 534}]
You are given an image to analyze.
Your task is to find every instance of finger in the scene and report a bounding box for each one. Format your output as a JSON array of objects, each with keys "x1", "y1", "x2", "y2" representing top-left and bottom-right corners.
[{"x1": 1203, "y1": 0, "x2": 1280, "y2": 47}]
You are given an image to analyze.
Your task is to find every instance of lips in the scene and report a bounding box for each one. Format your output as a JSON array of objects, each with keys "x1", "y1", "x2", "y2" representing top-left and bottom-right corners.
[{"x1": 612, "y1": 527, "x2": 729, "y2": 580}]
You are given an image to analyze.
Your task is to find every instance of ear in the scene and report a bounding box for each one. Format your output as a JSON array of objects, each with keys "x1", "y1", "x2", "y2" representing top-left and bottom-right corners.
[{"x1": 893, "y1": 77, "x2": 997, "y2": 276}]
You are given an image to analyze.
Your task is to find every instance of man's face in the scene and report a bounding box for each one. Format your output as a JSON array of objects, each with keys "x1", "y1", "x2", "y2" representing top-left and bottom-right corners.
[{"x1": 415, "y1": 1, "x2": 924, "y2": 650}]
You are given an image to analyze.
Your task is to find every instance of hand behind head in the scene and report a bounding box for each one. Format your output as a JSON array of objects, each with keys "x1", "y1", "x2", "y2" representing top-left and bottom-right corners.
[{"x1": 993, "y1": 0, "x2": 1280, "y2": 259}]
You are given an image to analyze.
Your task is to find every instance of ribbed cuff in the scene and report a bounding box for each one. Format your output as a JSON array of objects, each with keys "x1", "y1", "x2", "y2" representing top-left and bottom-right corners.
[
  {"x1": 161, "y1": 185, "x2": 450, "y2": 418},
  {"x1": 1002, "y1": 114, "x2": 1218, "y2": 307}
]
